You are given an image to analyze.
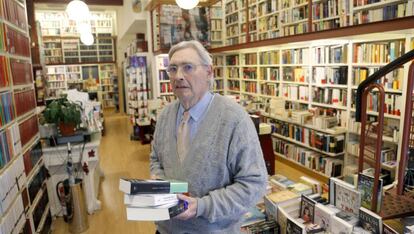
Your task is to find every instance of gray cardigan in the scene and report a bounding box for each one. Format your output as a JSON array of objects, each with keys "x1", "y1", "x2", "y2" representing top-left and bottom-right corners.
[{"x1": 150, "y1": 94, "x2": 267, "y2": 234}]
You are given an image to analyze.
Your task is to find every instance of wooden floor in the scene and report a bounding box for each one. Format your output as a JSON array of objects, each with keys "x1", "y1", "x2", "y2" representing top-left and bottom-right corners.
[{"x1": 51, "y1": 111, "x2": 156, "y2": 234}]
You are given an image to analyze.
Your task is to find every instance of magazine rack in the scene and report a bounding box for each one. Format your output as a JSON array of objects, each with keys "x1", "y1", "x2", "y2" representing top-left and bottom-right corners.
[{"x1": 355, "y1": 49, "x2": 414, "y2": 219}]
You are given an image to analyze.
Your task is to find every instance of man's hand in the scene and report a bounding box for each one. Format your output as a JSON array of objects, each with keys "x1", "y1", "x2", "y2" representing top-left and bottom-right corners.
[{"x1": 174, "y1": 194, "x2": 197, "y2": 220}]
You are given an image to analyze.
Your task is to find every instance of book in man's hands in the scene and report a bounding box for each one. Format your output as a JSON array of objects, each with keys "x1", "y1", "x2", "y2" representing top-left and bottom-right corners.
[
  {"x1": 124, "y1": 193, "x2": 178, "y2": 207},
  {"x1": 119, "y1": 178, "x2": 188, "y2": 194},
  {"x1": 126, "y1": 200, "x2": 188, "y2": 221}
]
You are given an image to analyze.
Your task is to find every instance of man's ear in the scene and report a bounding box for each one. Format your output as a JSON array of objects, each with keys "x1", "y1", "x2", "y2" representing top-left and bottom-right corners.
[{"x1": 206, "y1": 65, "x2": 213, "y2": 78}]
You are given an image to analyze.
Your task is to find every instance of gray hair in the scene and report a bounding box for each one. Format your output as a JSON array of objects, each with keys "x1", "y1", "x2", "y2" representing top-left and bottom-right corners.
[{"x1": 168, "y1": 40, "x2": 214, "y2": 90}]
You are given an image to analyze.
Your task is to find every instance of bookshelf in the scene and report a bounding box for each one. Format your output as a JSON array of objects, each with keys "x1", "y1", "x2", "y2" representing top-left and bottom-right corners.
[
  {"x1": 36, "y1": 10, "x2": 116, "y2": 65},
  {"x1": 155, "y1": 54, "x2": 176, "y2": 102},
  {"x1": 0, "y1": 0, "x2": 46, "y2": 233},
  {"x1": 210, "y1": 1, "x2": 224, "y2": 48},
  {"x1": 125, "y1": 53, "x2": 151, "y2": 126},
  {"x1": 213, "y1": 32, "x2": 413, "y2": 183},
  {"x1": 44, "y1": 63, "x2": 117, "y2": 108},
  {"x1": 213, "y1": 54, "x2": 225, "y2": 94}
]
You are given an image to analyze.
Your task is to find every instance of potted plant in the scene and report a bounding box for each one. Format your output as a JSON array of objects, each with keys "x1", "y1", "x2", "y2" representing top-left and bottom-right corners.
[{"x1": 43, "y1": 97, "x2": 82, "y2": 136}]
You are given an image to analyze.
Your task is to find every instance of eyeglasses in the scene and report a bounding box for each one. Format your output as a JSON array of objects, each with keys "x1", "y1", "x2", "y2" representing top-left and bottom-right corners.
[{"x1": 166, "y1": 63, "x2": 205, "y2": 76}]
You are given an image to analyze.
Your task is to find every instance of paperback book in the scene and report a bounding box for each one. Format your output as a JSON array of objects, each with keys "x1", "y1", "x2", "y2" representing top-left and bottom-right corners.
[
  {"x1": 357, "y1": 172, "x2": 383, "y2": 213},
  {"x1": 300, "y1": 195, "x2": 315, "y2": 223},
  {"x1": 359, "y1": 207, "x2": 382, "y2": 234},
  {"x1": 119, "y1": 178, "x2": 188, "y2": 194},
  {"x1": 124, "y1": 193, "x2": 178, "y2": 207},
  {"x1": 126, "y1": 200, "x2": 188, "y2": 221}
]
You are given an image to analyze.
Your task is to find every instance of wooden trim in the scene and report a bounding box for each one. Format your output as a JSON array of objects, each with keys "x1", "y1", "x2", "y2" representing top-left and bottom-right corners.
[
  {"x1": 45, "y1": 61, "x2": 116, "y2": 66},
  {"x1": 275, "y1": 155, "x2": 329, "y2": 184},
  {"x1": 33, "y1": 0, "x2": 123, "y2": 5},
  {"x1": 209, "y1": 16, "x2": 414, "y2": 53}
]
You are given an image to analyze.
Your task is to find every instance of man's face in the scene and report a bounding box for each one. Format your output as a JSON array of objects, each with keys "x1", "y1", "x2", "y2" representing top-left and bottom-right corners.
[{"x1": 168, "y1": 48, "x2": 212, "y2": 106}]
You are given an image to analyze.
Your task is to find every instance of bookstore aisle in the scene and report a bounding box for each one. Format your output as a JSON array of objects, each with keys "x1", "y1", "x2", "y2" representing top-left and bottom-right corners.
[{"x1": 51, "y1": 112, "x2": 155, "y2": 234}]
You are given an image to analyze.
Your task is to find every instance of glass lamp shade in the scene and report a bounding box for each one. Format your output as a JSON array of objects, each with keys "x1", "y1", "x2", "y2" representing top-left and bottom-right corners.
[
  {"x1": 175, "y1": 0, "x2": 199, "y2": 9},
  {"x1": 80, "y1": 33, "x2": 94, "y2": 46},
  {"x1": 66, "y1": 0, "x2": 90, "y2": 21},
  {"x1": 77, "y1": 22, "x2": 92, "y2": 35}
]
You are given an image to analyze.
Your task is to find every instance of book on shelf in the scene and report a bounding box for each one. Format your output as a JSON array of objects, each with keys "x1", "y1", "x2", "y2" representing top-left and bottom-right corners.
[
  {"x1": 286, "y1": 216, "x2": 306, "y2": 234},
  {"x1": 119, "y1": 178, "x2": 188, "y2": 194},
  {"x1": 357, "y1": 172, "x2": 383, "y2": 213},
  {"x1": 126, "y1": 200, "x2": 188, "y2": 221},
  {"x1": 124, "y1": 193, "x2": 178, "y2": 207},
  {"x1": 359, "y1": 206, "x2": 382, "y2": 234},
  {"x1": 330, "y1": 215, "x2": 354, "y2": 234}
]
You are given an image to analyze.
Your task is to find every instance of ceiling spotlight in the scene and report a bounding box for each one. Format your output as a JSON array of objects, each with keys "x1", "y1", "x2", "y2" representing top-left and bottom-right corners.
[
  {"x1": 80, "y1": 33, "x2": 94, "y2": 46},
  {"x1": 175, "y1": 0, "x2": 199, "y2": 9},
  {"x1": 66, "y1": 0, "x2": 90, "y2": 21}
]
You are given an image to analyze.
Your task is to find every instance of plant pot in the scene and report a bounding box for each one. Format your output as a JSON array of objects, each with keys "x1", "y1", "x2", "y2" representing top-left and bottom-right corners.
[{"x1": 59, "y1": 122, "x2": 76, "y2": 136}]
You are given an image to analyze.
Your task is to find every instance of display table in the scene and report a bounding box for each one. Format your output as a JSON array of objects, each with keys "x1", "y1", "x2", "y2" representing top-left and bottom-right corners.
[{"x1": 43, "y1": 136, "x2": 102, "y2": 216}]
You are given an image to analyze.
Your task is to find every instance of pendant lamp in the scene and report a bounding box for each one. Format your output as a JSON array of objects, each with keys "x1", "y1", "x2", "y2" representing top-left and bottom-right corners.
[{"x1": 175, "y1": 0, "x2": 199, "y2": 9}]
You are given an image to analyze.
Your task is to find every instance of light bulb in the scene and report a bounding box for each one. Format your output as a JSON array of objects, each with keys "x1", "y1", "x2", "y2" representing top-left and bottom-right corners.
[
  {"x1": 66, "y1": 0, "x2": 90, "y2": 21},
  {"x1": 175, "y1": 0, "x2": 199, "y2": 9},
  {"x1": 81, "y1": 33, "x2": 94, "y2": 46},
  {"x1": 77, "y1": 22, "x2": 91, "y2": 35}
]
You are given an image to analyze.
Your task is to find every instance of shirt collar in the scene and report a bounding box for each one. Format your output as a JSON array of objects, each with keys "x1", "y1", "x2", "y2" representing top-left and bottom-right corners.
[{"x1": 178, "y1": 92, "x2": 213, "y2": 122}]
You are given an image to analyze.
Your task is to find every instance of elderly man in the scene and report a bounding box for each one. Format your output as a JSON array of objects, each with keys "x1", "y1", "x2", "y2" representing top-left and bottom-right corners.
[{"x1": 150, "y1": 40, "x2": 267, "y2": 233}]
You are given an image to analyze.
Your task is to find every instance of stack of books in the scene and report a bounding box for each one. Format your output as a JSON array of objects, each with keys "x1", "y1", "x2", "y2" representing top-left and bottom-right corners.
[{"x1": 119, "y1": 178, "x2": 188, "y2": 221}]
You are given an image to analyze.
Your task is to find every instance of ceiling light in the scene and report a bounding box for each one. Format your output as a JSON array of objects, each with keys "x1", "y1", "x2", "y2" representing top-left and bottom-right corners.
[
  {"x1": 80, "y1": 33, "x2": 94, "y2": 46},
  {"x1": 175, "y1": 0, "x2": 199, "y2": 9},
  {"x1": 77, "y1": 22, "x2": 92, "y2": 35},
  {"x1": 66, "y1": 0, "x2": 90, "y2": 21}
]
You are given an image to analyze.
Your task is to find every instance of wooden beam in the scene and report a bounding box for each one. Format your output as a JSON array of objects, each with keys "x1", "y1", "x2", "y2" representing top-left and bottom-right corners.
[
  {"x1": 209, "y1": 16, "x2": 414, "y2": 53},
  {"x1": 33, "y1": 0, "x2": 123, "y2": 6}
]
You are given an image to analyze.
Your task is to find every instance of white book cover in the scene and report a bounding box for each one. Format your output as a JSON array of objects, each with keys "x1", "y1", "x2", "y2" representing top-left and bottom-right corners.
[
  {"x1": 331, "y1": 215, "x2": 354, "y2": 234},
  {"x1": 126, "y1": 201, "x2": 185, "y2": 221},
  {"x1": 314, "y1": 203, "x2": 335, "y2": 233},
  {"x1": 124, "y1": 194, "x2": 178, "y2": 207}
]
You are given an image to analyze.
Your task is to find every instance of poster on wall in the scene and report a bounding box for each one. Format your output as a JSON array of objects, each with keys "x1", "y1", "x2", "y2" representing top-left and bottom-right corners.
[
  {"x1": 159, "y1": 5, "x2": 210, "y2": 49},
  {"x1": 132, "y1": 0, "x2": 142, "y2": 13}
]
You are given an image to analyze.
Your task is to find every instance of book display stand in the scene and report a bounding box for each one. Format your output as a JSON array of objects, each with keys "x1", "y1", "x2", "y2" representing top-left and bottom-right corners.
[{"x1": 355, "y1": 48, "x2": 414, "y2": 219}]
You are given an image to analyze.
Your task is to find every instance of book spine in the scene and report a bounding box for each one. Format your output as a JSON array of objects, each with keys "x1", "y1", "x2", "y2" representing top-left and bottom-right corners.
[{"x1": 168, "y1": 200, "x2": 188, "y2": 218}]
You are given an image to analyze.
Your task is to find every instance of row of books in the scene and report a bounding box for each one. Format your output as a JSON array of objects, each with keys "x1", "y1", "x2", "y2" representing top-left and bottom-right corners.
[
  {"x1": 261, "y1": 83, "x2": 278, "y2": 96},
  {"x1": 22, "y1": 141, "x2": 42, "y2": 178},
  {"x1": 4, "y1": 25, "x2": 30, "y2": 58},
  {"x1": 280, "y1": 6, "x2": 309, "y2": 24},
  {"x1": 18, "y1": 115, "x2": 39, "y2": 147},
  {"x1": 352, "y1": 40, "x2": 405, "y2": 64},
  {"x1": 282, "y1": 85, "x2": 308, "y2": 101},
  {"x1": 0, "y1": 123, "x2": 21, "y2": 170},
  {"x1": 271, "y1": 119, "x2": 345, "y2": 153},
  {"x1": 258, "y1": 0, "x2": 278, "y2": 16},
  {"x1": 259, "y1": 51, "x2": 279, "y2": 65},
  {"x1": 273, "y1": 138, "x2": 344, "y2": 177},
  {"x1": 312, "y1": 87, "x2": 347, "y2": 107},
  {"x1": 243, "y1": 53, "x2": 257, "y2": 65},
  {"x1": 0, "y1": 193, "x2": 26, "y2": 234},
  {"x1": 312, "y1": 0, "x2": 347, "y2": 20},
  {"x1": 353, "y1": 1, "x2": 414, "y2": 25},
  {"x1": 226, "y1": 67, "x2": 240, "y2": 78},
  {"x1": 350, "y1": 91, "x2": 403, "y2": 116},
  {"x1": 352, "y1": 66, "x2": 403, "y2": 90},
  {"x1": 242, "y1": 67, "x2": 257, "y2": 79},
  {"x1": 14, "y1": 89, "x2": 36, "y2": 118},
  {"x1": 0, "y1": 56, "x2": 9, "y2": 88},
  {"x1": 0, "y1": 91, "x2": 15, "y2": 127},
  {"x1": 242, "y1": 81, "x2": 257, "y2": 93},
  {"x1": 159, "y1": 83, "x2": 172, "y2": 93},
  {"x1": 313, "y1": 66, "x2": 348, "y2": 85},
  {"x1": 2, "y1": 0, "x2": 26, "y2": 29},
  {"x1": 28, "y1": 165, "x2": 47, "y2": 204},
  {"x1": 259, "y1": 67, "x2": 279, "y2": 81},
  {"x1": 0, "y1": 151, "x2": 25, "y2": 217},
  {"x1": 283, "y1": 67, "x2": 308, "y2": 83},
  {"x1": 313, "y1": 45, "x2": 348, "y2": 64},
  {"x1": 281, "y1": 48, "x2": 309, "y2": 64}
]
